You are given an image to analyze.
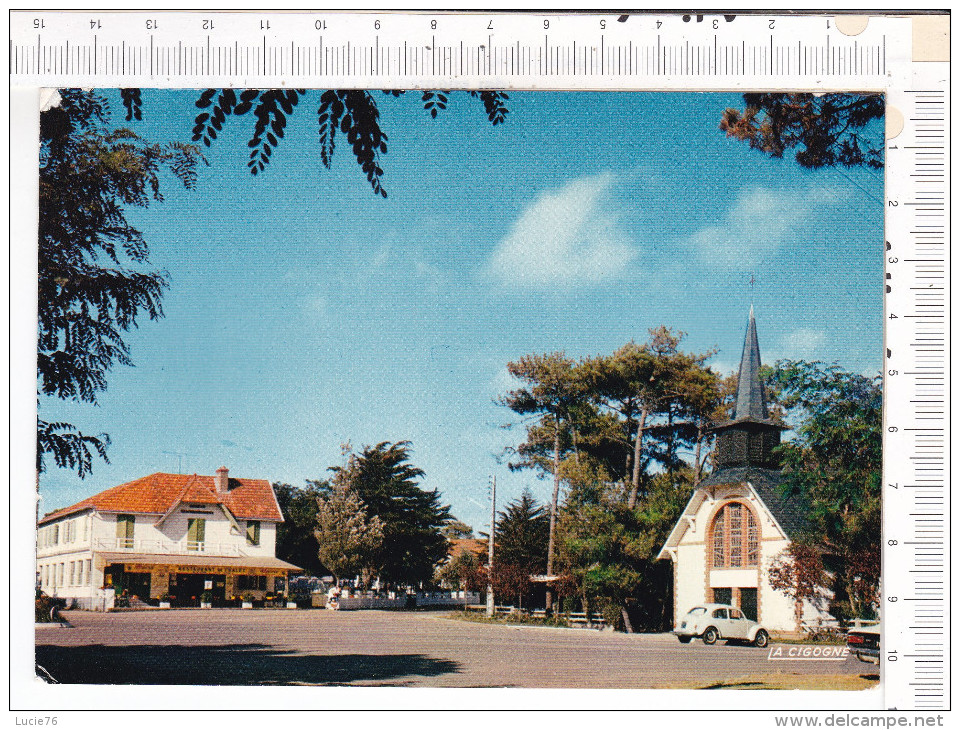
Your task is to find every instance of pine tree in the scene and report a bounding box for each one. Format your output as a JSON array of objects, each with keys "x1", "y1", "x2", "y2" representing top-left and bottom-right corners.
[
  {"x1": 314, "y1": 484, "x2": 384, "y2": 584},
  {"x1": 330, "y1": 441, "x2": 451, "y2": 586},
  {"x1": 499, "y1": 352, "x2": 585, "y2": 611}
]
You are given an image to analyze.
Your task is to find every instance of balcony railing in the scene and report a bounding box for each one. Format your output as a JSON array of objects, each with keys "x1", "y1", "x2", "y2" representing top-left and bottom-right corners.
[{"x1": 93, "y1": 537, "x2": 244, "y2": 556}]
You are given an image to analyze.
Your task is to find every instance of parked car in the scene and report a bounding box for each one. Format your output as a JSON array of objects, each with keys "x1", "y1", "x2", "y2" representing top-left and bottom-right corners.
[
  {"x1": 674, "y1": 603, "x2": 770, "y2": 647},
  {"x1": 846, "y1": 624, "x2": 880, "y2": 664}
]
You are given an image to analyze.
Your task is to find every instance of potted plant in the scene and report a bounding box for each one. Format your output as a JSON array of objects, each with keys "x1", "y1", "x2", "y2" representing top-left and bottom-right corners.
[
  {"x1": 159, "y1": 593, "x2": 172, "y2": 609},
  {"x1": 241, "y1": 593, "x2": 255, "y2": 609},
  {"x1": 200, "y1": 590, "x2": 213, "y2": 609},
  {"x1": 286, "y1": 596, "x2": 298, "y2": 610}
]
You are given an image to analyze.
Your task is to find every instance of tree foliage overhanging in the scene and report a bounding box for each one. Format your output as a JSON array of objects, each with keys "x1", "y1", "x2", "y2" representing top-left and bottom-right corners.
[
  {"x1": 121, "y1": 87, "x2": 509, "y2": 197},
  {"x1": 38, "y1": 89, "x2": 203, "y2": 477},
  {"x1": 721, "y1": 92, "x2": 884, "y2": 170}
]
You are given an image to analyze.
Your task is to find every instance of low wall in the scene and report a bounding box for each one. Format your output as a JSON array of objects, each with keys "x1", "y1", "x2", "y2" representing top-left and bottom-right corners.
[
  {"x1": 332, "y1": 592, "x2": 482, "y2": 611},
  {"x1": 418, "y1": 592, "x2": 482, "y2": 608}
]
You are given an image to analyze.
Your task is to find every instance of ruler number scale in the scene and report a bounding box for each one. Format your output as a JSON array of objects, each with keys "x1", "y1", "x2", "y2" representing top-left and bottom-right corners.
[
  {"x1": 885, "y1": 86, "x2": 950, "y2": 711},
  {"x1": 12, "y1": 13, "x2": 889, "y2": 84}
]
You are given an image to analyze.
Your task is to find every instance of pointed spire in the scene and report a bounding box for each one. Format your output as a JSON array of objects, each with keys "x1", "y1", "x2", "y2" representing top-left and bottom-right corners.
[{"x1": 733, "y1": 306, "x2": 769, "y2": 420}]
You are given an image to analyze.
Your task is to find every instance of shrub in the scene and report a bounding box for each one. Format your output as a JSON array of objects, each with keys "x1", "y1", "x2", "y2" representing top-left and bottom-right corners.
[{"x1": 35, "y1": 591, "x2": 64, "y2": 623}]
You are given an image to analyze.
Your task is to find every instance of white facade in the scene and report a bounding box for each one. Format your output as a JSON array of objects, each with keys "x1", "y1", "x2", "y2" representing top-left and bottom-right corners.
[
  {"x1": 661, "y1": 481, "x2": 830, "y2": 634},
  {"x1": 659, "y1": 308, "x2": 834, "y2": 635},
  {"x1": 38, "y1": 502, "x2": 282, "y2": 608}
]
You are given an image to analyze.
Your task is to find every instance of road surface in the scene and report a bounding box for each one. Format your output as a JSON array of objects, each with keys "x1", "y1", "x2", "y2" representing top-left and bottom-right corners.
[{"x1": 36, "y1": 608, "x2": 877, "y2": 688}]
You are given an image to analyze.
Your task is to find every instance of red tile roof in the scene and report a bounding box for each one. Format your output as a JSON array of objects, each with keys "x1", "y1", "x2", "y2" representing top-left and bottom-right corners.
[
  {"x1": 39, "y1": 472, "x2": 284, "y2": 525},
  {"x1": 448, "y1": 538, "x2": 488, "y2": 560}
]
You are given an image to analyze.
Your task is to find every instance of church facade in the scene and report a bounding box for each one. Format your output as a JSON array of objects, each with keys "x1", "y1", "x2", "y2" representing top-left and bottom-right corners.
[{"x1": 657, "y1": 308, "x2": 831, "y2": 633}]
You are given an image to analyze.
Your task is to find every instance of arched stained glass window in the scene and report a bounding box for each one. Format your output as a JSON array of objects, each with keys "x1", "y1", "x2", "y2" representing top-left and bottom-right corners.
[{"x1": 711, "y1": 502, "x2": 759, "y2": 568}]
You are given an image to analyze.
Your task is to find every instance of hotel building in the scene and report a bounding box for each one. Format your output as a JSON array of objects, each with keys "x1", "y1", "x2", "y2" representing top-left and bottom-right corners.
[{"x1": 37, "y1": 466, "x2": 301, "y2": 607}]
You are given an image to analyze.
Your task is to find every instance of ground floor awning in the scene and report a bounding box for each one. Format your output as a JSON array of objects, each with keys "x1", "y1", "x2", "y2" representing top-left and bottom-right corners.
[{"x1": 96, "y1": 552, "x2": 302, "y2": 573}]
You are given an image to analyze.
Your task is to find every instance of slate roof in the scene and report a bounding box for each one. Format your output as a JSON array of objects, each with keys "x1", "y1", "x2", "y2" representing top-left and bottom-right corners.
[
  {"x1": 39, "y1": 472, "x2": 284, "y2": 525},
  {"x1": 734, "y1": 305, "x2": 768, "y2": 421},
  {"x1": 698, "y1": 466, "x2": 810, "y2": 538}
]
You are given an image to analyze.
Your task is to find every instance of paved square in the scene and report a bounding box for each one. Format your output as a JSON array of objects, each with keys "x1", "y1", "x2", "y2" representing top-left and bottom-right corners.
[{"x1": 36, "y1": 609, "x2": 877, "y2": 688}]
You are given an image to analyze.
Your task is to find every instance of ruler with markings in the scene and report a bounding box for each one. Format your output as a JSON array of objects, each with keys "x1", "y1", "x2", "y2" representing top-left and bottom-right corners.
[
  {"x1": 884, "y1": 85, "x2": 949, "y2": 711},
  {"x1": 11, "y1": 11, "x2": 901, "y2": 86},
  {"x1": 10, "y1": 10, "x2": 949, "y2": 711}
]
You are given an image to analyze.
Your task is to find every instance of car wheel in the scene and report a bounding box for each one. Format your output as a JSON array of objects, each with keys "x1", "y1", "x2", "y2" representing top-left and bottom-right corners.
[
  {"x1": 678, "y1": 636, "x2": 692, "y2": 644},
  {"x1": 702, "y1": 627, "x2": 719, "y2": 645},
  {"x1": 753, "y1": 629, "x2": 769, "y2": 648}
]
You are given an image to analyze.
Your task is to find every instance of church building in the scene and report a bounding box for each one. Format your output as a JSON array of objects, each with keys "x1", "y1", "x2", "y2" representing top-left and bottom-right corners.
[{"x1": 657, "y1": 308, "x2": 830, "y2": 633}]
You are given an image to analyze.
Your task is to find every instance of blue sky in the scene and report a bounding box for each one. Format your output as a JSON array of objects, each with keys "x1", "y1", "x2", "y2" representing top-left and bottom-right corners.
[{"x1": 39, "y1": 90, "x2": 883, "y2": 532}]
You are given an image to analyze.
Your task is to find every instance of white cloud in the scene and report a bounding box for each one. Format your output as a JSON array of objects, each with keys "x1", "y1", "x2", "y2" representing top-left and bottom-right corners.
[
  {"x1": 305, "y1": 293, "x2": 331, "y2": 316},
  {"x1": 489, "y1": 364, "x2": 521, "y2": 397},
  {"x1": 487, "y1": 172, "x2": 637, "y2": 287},
  {"x1": 782, "y1": 328, "x2": 827, "y2": 360},
  {"x1": 709, "y1": 359, "x2": 739, "y2": 378},
  {"x1": 685, "y1": 184, "x2": 848, "y2": 266}
]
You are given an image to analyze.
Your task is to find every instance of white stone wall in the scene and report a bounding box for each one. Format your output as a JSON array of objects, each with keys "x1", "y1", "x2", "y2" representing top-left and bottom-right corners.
[
  {"x1": 759, "y1": 540, "x2": 834, "y2": 632},
  {"x1": 669, "y1": 484, "x2": 834, "y2": 634},
  {"x1": 758, "y1": 537, "x2": 797, "y2": 632},
  {"x1": 37, "y1": 549, "x2": 96, "y2": 607},
  {"x1": 37, "y1": 512, "x2": 93, "y2": 558},
  {"x1": 673, "y1": 542, "x2": 706, "y2": 625},
  {"x1": 160, "y1": 508, "x2": 237, "y2": 549},
  {"x1": 88, "y1": 507, "x2": 277, "y2": 555},
  {"x1": 255, "y1": 521, "x2": 277, "y2": 557}
]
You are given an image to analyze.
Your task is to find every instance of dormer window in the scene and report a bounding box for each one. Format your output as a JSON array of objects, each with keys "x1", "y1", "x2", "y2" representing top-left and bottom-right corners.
[{"x1": 246, "y1": 520, "x2": 261, "y2": 546}]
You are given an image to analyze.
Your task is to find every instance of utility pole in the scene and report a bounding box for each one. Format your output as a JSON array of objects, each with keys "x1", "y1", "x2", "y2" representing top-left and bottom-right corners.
[{"x1": 486, "y1": 474, "x2": 496, "y2": 618}]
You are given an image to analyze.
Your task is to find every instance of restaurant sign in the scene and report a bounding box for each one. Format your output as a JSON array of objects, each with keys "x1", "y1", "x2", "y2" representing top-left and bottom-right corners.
[{"x1": 122, "y1": 563, "x2": 282, "y2": 576}]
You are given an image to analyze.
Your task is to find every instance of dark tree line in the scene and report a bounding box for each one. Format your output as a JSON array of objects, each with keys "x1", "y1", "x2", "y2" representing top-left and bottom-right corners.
[
  {"x1": 499, "y1": 328, "x2": 723, "y2": 626},
  {"x1": 277, "y1": 442, "x2": 452, "y2": 588},
  {"x1": 498, "y1": 338, "x2": 882, "y2": 628}
]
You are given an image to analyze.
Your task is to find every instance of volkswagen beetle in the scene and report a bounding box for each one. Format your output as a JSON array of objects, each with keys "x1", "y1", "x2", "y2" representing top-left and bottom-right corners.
[{"x1": 674, "y1": 603, "x2": 770, "y2": 647}]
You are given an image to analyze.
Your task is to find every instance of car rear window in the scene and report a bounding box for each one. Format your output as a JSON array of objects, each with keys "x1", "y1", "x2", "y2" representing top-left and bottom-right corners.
[{"x1": 686, "y1": 607, "x2": 706, "y2": 616}]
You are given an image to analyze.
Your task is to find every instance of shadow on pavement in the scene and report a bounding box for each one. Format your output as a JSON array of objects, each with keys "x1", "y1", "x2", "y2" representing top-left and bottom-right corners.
[{"x1": 35, "y1": 643, "x2": 461, "y2": 685}]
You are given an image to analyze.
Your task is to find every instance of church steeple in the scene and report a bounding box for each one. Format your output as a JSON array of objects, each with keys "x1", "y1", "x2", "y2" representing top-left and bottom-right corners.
[
  {"x1": 734, "y1": 305, "x2": 768, "y2": 421},
  {"x1": 711, "y1": 307, "x2": 785, "y2": 471}
]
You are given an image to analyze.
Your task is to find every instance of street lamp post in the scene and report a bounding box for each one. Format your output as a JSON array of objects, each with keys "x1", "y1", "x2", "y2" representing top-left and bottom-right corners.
[{"x1": 486, "y1": 475, "x2": 496, "y2": 618}]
